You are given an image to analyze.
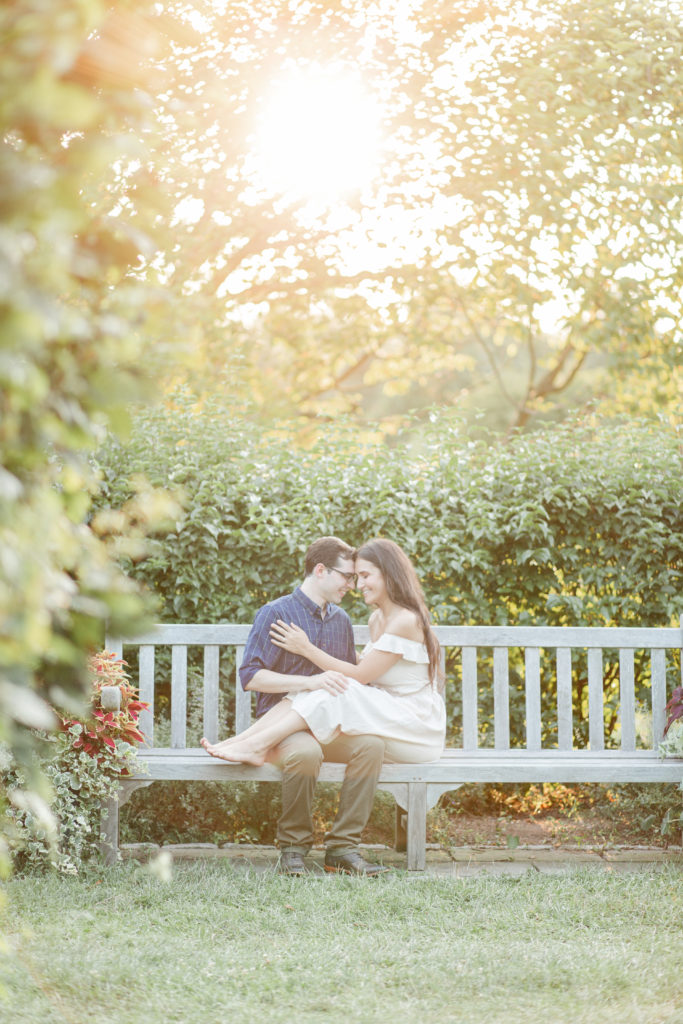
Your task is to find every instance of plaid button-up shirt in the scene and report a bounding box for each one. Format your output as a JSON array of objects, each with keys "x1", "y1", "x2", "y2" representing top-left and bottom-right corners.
[{"x1": 239, "y1": 587, "x2": 357, "y2": 718}]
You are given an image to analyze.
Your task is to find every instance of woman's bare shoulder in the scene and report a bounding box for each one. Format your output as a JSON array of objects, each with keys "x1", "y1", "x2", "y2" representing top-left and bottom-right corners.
[
  {"x1": 384, "y1": 607, "x2": 424, "y2": 643},
  {"x1": 367, "y1": 608, "x2": 383, "y2": 640}
]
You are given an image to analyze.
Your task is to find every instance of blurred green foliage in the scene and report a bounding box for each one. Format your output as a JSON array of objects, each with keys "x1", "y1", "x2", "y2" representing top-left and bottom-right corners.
[{"x1": 0, "y1": 0, "x2": 182, "y2": 867}]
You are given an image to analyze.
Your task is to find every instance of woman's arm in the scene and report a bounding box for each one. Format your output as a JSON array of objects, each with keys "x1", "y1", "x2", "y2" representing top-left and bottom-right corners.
[{"x1": 269, "y1": 620, "x2": 402, "y2": 685}]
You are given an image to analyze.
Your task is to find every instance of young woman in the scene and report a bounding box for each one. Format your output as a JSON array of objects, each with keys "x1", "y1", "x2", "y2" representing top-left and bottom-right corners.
[{"x1": 201, "y1": 539, "x2": 446, "y2": 764}]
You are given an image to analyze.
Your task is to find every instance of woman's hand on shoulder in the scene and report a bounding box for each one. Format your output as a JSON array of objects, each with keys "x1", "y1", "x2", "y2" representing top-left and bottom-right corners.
[{"x1": 269, "y1": 620, "x2": 313, "y2": 657}]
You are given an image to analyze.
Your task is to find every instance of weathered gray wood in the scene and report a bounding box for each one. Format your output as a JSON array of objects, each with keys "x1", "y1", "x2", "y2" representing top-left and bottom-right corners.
[
  {"x1": 202, "y1": 645, "x2": 220, "y2": 744},
  {"x1": 138, "y1": 645, "x2": 155, "y2": 745},
  {"x1": 438, "y1": 647, "x2": 446, "y2": 689},
  {"x1": 651, "y1": 648, "x2": 667, "y2": 744},
  {"x1": 493, "y1": 647, "x2": 510, "y2": 750},
  {"x1": 588, "y1": 648, "x2": 604, "y2": 751},
  {"x1": 100, "y1": 686, "x2": 121, "y2": 711},
  {"x1": 100, "y1": 796, "x2": 119, "y2": 866},
  {"x1": 426, "y1": 783, "x2": 463, "y2": 808},
  {"x1": 461, "y1": 647, "x2": 478, "y2": 750},
  {"x1": 406, "y1": 783, "x2": 427, "y2": 871},
  {"x1": 101, "y1": 780, "x2": 153, "y2": 858},
  {"x1": 556, "y1": 648, "x2": 573, "y2": 751},
  {"x1": 376, "y1": 782, "x2": 408, "y2": 808},
  {"x1": 111, "y1": 623, "x2": 680, "y2": 649},
  {"x1": 114, "y1": 624, "x2": 254, "y2": 646},
  {"x1": 234, "y1": 646, "x2": 251, "y2": 734},
  {"x1": 619, "y1": 649, "x2": 636, "y2": 751},
  {"x1": 525, "y1": 647, "x2": 542, "y2": 751},
  {"x1": 394, "y1": 804, "x2": 407, "y2": 852},
  {"x1": 430, "y1": 625, "x2": 680, "y2": 649},
  {"x1": 128, "y1": 747, "x2": 683, "y2": 785},
  {"x1": 171, "y1": 645, "x2": 187, "y2": 748},
  {"x1": 105, "y1": 633, "x2": 123, "y2": 658},
  {"x1": 118, "y1": 779, "x2": 154, "y2": 807}
]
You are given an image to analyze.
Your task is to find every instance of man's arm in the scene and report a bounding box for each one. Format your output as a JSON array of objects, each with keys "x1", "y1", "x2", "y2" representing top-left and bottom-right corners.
[
  {"x1": 246, "y1": 668, "x2": 350, "y2": 696},
  {"x1": 239, "y1": 601, "x2": 350, "y2": 697}
]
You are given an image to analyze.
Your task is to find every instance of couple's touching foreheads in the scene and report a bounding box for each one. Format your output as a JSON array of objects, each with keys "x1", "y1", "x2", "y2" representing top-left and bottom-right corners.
[{"x1": 202, "y1": 537, "x2": 445, "y2": 876}]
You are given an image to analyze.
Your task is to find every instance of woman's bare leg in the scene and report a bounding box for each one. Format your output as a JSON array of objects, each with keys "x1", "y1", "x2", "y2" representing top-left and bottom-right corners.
[
  {"x1": 201, "y1": 699, "x2": 294, "y2": 755},
  {"x1": 201, "y1": 701, "x2": 311, "y2": 765}
]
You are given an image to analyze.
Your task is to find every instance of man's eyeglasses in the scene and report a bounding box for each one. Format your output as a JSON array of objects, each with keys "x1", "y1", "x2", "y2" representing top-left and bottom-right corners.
[{"x1": 327, "y1": 566, "x2": 357, "y2": 585}]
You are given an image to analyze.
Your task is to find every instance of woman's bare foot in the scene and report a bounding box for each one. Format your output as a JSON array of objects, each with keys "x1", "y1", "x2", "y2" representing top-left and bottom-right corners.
[
  {"x1": 201, "y1": 736, "x2": 239, "y2": 755},
  {"x1": 205, "y1": 743, "x2": 267, "y2": 766}
]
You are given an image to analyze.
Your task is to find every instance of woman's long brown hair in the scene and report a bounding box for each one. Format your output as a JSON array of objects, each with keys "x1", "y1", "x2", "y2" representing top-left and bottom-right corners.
[{"x1": 355, "y1": 538, "x2": 442, "y2": 688}]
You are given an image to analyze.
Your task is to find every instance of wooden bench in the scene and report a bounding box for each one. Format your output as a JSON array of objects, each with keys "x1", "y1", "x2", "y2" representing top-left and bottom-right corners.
[{"x1": 102, "y1": 622, "x2": 683, "y2": 870}]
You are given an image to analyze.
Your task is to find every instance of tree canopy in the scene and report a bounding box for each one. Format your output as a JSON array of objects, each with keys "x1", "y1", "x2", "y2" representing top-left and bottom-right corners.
[{"x1": 106, "y1": 0, "x2": 683, "y2": 431}]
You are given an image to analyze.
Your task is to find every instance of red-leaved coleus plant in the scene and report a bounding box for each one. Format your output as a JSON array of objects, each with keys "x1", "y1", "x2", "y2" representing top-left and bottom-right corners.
[
  {"x1": 664, "y1": 686, "x2": 683, "y2": 736},
  {"x1": 62, "y1": 651, "x2": 148, "y2": 766}
]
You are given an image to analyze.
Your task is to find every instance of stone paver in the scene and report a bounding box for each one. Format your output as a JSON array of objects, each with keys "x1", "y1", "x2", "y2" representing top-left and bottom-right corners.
[{"x1": 120, "y1": 841, "x2": 683, "y2": 876}]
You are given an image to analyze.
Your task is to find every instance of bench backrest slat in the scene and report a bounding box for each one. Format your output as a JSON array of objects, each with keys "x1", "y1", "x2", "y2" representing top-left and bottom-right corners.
[
  {"x1": 493, "y1": 648, "x2": 510, "y2": 750},
  {"x1": 651, "y1": 648, "x2": 667, "y2": 744},
  {"x1": 618, "y1": 649, "x2": 636, "y2": 752},
  {"x1": 556, "y1": 648, "x2": 573, "y2": 751},
  {"x1": 588, "y1": 649, "x2": 604, "y2": 751},
  {"x1": 461, "y1": 647, "x2": 478, "y2": 750},
  {"x1": 171, "y1": 646, "x2": 188, "y2": 748},
  {"x1": 139, "y1": 645, "x2": 155, "y2": 745},
  {"x1": 234, "y1": 647, "x2": 250, "y2": 734},
  {"x1": 433, "y1": 626, "x2": 680, "y2": 648},
  {"x1": 524, "y1": 647, "x2": 542, "y2": 752},
  {"x1": 202, "y1": 646, "x2": 220, "y2": 744}
]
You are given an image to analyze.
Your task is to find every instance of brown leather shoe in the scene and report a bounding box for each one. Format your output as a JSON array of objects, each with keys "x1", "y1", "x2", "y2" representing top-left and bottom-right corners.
[
  {"x1": 324, "y1": 850, "x2": 389, "y2": 876},
  {"x1": 278, "y1": 850, "x2": 306, "y2": 875}
]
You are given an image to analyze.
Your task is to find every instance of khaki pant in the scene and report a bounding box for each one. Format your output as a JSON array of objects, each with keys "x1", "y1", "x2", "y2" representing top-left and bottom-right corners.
[{"x1": 268, "y1": 731, "x2": 385, "y2": 855}]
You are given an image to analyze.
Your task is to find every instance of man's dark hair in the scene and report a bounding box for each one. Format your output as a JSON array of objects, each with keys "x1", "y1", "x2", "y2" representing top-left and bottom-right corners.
[{"x1": 304, "y1": 536, "x2": 355, "y2": 576}]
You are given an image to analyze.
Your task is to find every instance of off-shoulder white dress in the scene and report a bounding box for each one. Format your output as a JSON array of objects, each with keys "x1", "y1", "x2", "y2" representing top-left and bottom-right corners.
[{"x1": 289, "y1": 633, "x2": 446, "y2": 763}]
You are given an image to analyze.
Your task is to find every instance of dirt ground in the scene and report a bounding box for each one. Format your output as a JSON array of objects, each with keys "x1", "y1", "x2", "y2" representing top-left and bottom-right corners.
[
  {"x1": 425, "y1": 809, "x2": 677, "y2": 848},
  {"x1": 358, "y1": 784, "x2": 683, "y2": 849}
]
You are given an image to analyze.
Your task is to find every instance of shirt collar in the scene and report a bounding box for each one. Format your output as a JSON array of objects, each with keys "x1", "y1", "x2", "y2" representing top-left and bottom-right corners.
[{"x1": 293, "y1": 586, "x2": 339, "y2": 621}]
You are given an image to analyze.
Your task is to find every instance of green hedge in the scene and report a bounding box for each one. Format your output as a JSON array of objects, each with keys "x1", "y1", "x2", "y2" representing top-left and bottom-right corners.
[{"x1": 96, "y1": 402, "x2": 682, "y2": 629}]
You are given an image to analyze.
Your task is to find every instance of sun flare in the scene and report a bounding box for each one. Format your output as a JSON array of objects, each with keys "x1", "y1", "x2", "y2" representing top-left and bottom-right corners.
[{"x1": 251, "y1": 67, "x2": 383, "y2": 202}]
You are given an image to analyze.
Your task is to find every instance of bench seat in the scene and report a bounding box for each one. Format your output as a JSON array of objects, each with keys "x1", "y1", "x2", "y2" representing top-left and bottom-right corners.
[{"x1": 128, "y1": 746, "x2": 683, "y2": 785}]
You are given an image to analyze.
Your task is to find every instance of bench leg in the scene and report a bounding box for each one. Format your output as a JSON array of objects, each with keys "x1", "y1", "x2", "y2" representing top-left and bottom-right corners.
[
  {"x1": 394, "y1": 803, "x2": 407, "y2": 852},
  {"x1": 406, "y1": 783, "x2": 427, "y2": 871},
  {"x1": 100, "y1": 793, "x2": 120, "y2": 866},
  {"x1": 100, "y1": 779, "x2": 152, "y2": 866}
]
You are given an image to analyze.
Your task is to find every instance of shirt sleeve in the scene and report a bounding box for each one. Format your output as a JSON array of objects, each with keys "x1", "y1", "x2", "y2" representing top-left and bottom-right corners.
[
  {"x1": 343, "y1": 615, "x2": 357, "y2": 665},
  {"x1": 238, "y1": 602, "x2": 283, "y2": 690}
]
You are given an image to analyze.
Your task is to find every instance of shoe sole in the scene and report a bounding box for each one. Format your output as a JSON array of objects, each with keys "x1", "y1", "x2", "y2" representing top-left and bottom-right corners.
[
  {"x1": 278, "y1": 860, "x2": 306, "y2": 876},
  {"x1": 324, "y1": 865, "x2": 388, "y2": 876}
]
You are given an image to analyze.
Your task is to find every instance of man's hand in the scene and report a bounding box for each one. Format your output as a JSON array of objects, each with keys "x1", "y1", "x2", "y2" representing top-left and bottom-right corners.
[{"x1": 307, "y1": 671, "x2": 351, "y2": 695}]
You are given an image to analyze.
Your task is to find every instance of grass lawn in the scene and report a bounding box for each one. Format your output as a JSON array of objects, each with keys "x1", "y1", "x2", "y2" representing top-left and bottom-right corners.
[{"x1": 3, "y1": 862, "x2": 682, "y2": 1024}]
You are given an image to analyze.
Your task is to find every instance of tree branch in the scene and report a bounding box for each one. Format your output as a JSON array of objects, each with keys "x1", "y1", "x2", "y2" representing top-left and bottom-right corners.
[{"x1": 452, "y1": 291, "x2": 517, "y2": 407}]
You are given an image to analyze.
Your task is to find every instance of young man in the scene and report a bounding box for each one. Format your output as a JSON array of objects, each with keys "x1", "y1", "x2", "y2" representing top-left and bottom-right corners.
[{"x1": 239, "y1": 536, "x2": 387, "y2": 876}]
